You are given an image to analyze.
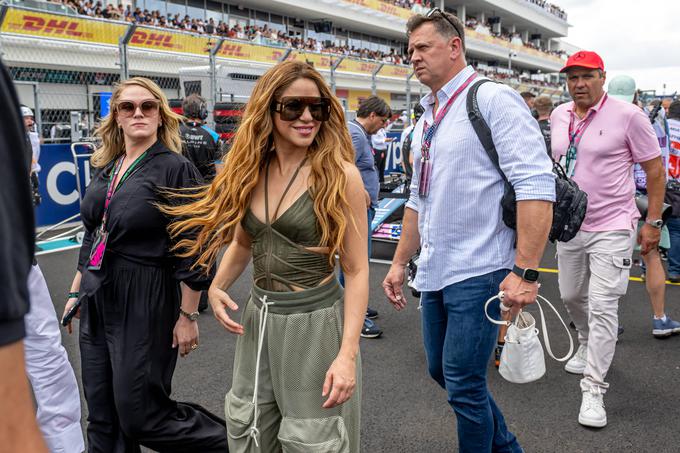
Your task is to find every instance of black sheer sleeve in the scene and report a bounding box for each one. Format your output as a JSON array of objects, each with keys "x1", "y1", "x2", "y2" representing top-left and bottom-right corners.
[{"x1": 165, "y1": 159, "x2": 214, "y2": 291}]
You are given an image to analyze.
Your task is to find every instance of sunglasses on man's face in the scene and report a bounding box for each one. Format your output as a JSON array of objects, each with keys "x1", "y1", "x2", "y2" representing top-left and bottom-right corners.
[
  {"x1": 272, "y1": 96, "x2": 331, "y2": 122},
  {"x1": 116, "y1": 99, "x2": 161, "y2": 118}
]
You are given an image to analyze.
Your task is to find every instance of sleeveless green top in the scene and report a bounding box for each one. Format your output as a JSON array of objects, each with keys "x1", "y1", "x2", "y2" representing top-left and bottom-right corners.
[{"x1": 241, "y1": 158, "x2": 334, "y2": 291}]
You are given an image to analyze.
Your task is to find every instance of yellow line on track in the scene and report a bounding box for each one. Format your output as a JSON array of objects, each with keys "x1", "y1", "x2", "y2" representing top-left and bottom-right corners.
[{"x1": 538, "y1": 267, "x2": 680, "y2": 286}]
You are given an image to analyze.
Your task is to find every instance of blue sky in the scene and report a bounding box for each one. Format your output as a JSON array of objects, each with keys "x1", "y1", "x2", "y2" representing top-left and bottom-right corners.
[{"x1": 553, "y1": 0, "x2": 680, "y2": 95}]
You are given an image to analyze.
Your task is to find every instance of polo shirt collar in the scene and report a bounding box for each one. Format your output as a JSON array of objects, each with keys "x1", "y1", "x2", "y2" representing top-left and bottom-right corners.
[{"x1": 420, "y1": 65, "x2": 476, "y2": 110}]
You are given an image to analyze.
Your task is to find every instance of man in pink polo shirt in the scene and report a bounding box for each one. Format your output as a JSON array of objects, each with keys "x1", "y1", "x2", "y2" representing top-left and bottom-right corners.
[{"x1": 551, "y1": 51, "x2": 666, "y2": 428}]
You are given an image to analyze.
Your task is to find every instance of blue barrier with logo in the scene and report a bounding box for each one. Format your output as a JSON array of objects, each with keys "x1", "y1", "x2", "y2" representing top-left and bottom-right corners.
[
  {"x1": 35, "y1": 144, "x2": 92, "y2": 227},
  {"x1": 100, "y1": 92, "x2": 112, "y2": 118},
  {"x1": 384, "y1": 131, "x2": 404, "y2": 175}
]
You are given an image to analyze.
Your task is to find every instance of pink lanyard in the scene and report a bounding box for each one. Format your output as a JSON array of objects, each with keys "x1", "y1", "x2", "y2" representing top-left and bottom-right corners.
[{"x1": 418, "y1": 72, "x2": 478, "y2": 197}]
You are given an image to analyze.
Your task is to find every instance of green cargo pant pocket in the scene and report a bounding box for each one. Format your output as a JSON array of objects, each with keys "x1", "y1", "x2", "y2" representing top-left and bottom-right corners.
[
  {"x1": 277, "y1": 416, "x2": 349, "y2": 453},
  {"x1": 225, "y1": 391, "x2": 255, "y2": 441}
]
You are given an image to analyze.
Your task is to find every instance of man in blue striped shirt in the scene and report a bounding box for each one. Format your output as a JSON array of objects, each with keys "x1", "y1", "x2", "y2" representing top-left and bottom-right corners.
[{"x1": 382, "y1": 9, "x2": 555, "y2": 453}]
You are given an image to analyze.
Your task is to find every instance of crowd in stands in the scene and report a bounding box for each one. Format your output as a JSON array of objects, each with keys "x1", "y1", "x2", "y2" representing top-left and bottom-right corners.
[
  {"x1": 387, "y1": 0, "x2": 566, "y2": 21},
  {"x1": 474, "y1": 66, "x2": 563, "y2": 91},
  {"x1": 52, "y1": 0, "x2": 563, "y2": 69},
  {"x1": 525, "y1": 0, "x2": 567, "y2": 20},
  {"x1": 465, "y1": 17, "x2": 567, "y2": 58},
  {"x1": 54, "y1": 0, "x2": 407, "y2": 63}
]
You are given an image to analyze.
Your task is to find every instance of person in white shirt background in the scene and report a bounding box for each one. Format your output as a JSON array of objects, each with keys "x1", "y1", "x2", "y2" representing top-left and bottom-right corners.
[{"x1": 19, "y1": 106, "x2": 85, "y2": 453}]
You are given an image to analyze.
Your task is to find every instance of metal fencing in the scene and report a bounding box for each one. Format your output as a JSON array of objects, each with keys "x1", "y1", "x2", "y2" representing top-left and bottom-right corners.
[{"x1": 0, "y1": 3, "x2": 565, "y2": 143}]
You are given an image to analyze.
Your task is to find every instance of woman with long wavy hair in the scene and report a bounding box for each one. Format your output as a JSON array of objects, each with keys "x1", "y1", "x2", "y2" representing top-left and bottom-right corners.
[
  {"x1": 61, "y1": 77, "x2": 228, "y2": 452},
  {"x1": 167, "y1": 60, "x2": 369, "y2": 452}
]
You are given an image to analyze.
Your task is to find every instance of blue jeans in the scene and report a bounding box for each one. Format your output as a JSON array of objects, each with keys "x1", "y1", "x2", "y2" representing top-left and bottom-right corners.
[
  {"x1": 667, "y1": 217, "x2": 680, "y2": 277},
  {"x1": 339, "y1": 208, "x2": 375, "y2": 327},
  {"x1": 420, "y1": 269, "x2": 522, "y2": 453}
]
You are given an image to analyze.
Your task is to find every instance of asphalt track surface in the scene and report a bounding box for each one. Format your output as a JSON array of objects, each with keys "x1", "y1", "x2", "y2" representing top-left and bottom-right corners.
[{"x1": 37, "y1": 242, "x2": 680, "y2": 453}]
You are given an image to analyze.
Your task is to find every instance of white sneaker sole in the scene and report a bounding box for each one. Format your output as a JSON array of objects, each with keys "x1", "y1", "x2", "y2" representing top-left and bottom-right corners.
[
  {"x1": 565, "y1": 362, "x2": 586, "y2": 374},
  {"x1": 653, "y1": 327, "x2": 680, "y2": 337},
  {"x1": 578, "y1": 414, "x2": 607, "y2": 428}
]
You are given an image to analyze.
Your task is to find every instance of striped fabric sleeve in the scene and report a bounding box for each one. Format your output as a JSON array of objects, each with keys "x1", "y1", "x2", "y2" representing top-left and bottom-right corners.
[{"x1": 482, "y1": 83, "x2": 556, "y2": 202}]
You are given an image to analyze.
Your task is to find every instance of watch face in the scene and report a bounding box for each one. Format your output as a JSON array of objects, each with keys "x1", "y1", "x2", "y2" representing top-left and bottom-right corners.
[{"x1": 524, "y1": 269, "x2": 540, "y2": 282}]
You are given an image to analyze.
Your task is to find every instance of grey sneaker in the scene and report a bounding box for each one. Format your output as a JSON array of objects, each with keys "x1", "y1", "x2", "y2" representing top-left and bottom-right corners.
[{"x1": 565, "y1": 344, "x2": 587, "y2": 374}]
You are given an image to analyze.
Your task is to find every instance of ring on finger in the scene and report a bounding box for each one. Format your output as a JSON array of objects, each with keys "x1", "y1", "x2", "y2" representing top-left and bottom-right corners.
[{"x1": 191, "y1": 343, "x2": 198, "y2": 350}]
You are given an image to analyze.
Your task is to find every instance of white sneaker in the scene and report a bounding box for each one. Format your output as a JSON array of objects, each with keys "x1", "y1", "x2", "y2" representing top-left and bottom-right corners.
[
  {"x1": 565, "y1": 344, "x2": 587, "y2": 374},
  {"x1": 578, "y1": 388, "x2": 607, "y2": 428}
]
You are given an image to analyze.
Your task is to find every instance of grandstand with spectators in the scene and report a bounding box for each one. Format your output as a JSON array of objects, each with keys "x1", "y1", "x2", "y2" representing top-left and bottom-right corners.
[{"x1": 2, "y1": 0, "x2": 574, "y2": 142}]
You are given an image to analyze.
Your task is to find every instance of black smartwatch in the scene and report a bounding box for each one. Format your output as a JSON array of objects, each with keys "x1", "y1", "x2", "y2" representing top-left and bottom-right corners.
[{"x1": 512, "y1": 265, "x2": 540, "y2": 282}]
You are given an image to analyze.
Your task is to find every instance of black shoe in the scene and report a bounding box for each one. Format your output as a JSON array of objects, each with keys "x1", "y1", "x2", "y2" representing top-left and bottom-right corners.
[
  {"x1": 361, "y1": 320, "x2": 382, "y2": 339},
  {"x1": 366, "y1": 307, "x2": 379, "y2": 319}
]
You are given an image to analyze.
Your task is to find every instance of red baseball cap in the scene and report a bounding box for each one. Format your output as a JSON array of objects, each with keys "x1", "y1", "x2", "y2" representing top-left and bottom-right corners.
[{"x1": 560, "y1": 50, "x2": 605, "y2": 73}]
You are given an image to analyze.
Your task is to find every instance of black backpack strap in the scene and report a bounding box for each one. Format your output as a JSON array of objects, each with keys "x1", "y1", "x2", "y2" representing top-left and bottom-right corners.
[{"x1": 466, "y1": 79, "x2": 510, "y2": 186}]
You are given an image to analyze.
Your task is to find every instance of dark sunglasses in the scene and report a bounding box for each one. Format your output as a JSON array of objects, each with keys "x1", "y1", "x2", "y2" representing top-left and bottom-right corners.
[
  {"x1": 272, "y1": 96, "x2": 331, "y2": 122},
  {"x1": 426, "y1": 7, "x2": 463, "y2": 42},
  {"x1": 116, "y1": 99, "x2": 161, "y2": 118}
]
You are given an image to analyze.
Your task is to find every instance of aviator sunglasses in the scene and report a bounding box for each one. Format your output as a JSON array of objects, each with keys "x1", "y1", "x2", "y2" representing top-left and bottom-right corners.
[
  {"x1": 116, "y1": 99, "x2": 161, "y2": 118},
  {"x1": 272, "y1": 96, "x2": 331, "y2": 122}
]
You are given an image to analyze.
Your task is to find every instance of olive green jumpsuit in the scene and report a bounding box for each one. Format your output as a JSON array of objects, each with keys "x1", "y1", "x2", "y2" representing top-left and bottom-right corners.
[{"x1": 224, "y1": 160, "x2": 361, "y2": 452}]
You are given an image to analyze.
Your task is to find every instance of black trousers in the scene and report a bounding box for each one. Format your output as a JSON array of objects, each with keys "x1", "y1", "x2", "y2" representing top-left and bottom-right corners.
[
  {"x1": 79, "y1": 259, "x2": 228, "y2": 453},
  {"x1": 374, "y1": 148, "x2": 386, "y2": 183}
]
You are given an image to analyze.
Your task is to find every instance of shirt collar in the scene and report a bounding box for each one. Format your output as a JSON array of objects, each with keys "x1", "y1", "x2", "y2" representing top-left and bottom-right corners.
[
  {"x1": 419, "y1": 65, "x2": 476, "y2": 110},
  {"x1": 350, "y1": 119, "x2": 370, "y2": 138}
]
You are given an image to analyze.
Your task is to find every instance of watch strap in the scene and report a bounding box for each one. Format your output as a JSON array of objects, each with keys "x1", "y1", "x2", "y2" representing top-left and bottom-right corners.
[
  {"x1": 645, "y1": 218, "x2": 663, "y2": 229},
  {"x1": 512, "y1": 264, "x2": 540, "y2": 282},
  {"x1": 179, "y1": 308, "x2": 199, "y2": 321}
]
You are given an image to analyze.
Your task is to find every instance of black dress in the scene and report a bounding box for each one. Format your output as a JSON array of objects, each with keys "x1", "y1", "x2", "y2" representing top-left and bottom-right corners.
[{"x1": 77, "y1": 140, "x2": 228, "y2": 453}]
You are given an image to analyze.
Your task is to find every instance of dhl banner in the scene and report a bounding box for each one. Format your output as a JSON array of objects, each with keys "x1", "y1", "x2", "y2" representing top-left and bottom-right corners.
[
  {"x1": 130, "y1": 26, "x2": 209, "y2": 54},
  {"x1": 347, "y1": 89, "x2": 390, "y2": 111},
  {"x1": 343, "y1": 0, "x2": 412, "y2": 21},
  {"x1": 216, "y1": 41, "x2": 285, "y2": 64},
  {"x1": 2, "y1": 7, "x2": 413, "y2": 76},
  {"x1": 378, "y1": 65, "x2": 411, "y2": 79},
  {"x1": 287, "y1": 51, "x2": 334, "y2": 70},
  {"x1": 1, "y1": 8, "x2": 126, "y2": 45},
  {"x1": 286, "y1": 52, "x2": 411, "y2": 78}
]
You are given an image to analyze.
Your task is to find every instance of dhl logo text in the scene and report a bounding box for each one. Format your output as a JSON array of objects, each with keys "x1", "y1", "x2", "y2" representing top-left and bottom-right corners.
[
  {"x1": 15, "y1": 15, "x2": 91, "y2": 38},
  {"x1": 131, "y1": 31, "x2": 178, "y2": 49},
  {"x1": 218, "y1": 44, "x2": 248, "y2": 57}
]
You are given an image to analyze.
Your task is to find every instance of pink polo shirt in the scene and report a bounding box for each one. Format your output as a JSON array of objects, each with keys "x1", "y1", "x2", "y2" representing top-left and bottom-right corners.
[{"x1": 551, "y1": 95, "x2": 661, "y2": 232}]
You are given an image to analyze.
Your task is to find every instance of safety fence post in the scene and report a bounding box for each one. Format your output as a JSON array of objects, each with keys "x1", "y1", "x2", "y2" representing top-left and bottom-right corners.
[
  {"x1": 405, "y1": 71, "x2": 415, "y2": 118},
  {"x1": 118, "y1": 24, "x2": 137, "y2": 82},
  {"x1": 330, "y1": 56, "x2": 345, "y2": 94},
  {"x1": 371, "y1": 63, "x2": 385, "y2": 96}
]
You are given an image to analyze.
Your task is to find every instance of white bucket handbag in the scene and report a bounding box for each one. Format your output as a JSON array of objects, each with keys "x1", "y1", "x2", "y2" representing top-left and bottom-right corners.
[{"x1": 485, "y1": 292, "x2": 574, "y2": 384}]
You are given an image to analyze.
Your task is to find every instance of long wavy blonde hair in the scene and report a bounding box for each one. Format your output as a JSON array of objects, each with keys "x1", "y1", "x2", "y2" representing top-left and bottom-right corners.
[
  {"x1": 167, "y1": 60, "x2": 355, "y2": 271},
  {"x1": 91, "y1": 77, "x2": 183, "y2": 167}
]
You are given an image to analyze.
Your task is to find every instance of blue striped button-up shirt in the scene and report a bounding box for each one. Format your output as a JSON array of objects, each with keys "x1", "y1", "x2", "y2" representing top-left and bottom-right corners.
[{"x1": 407, "y1": 65, "x2": 555, "y2": 292}]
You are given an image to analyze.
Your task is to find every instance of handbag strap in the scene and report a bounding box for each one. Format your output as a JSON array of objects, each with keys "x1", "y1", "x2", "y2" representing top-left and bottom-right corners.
[{"x1": 484, "y1": 292, "x2": 574, "y2": 362}]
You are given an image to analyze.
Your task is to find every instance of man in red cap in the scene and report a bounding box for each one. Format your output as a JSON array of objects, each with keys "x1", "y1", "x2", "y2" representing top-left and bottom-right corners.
[{"x1": 550, "y1": 51, "x2": 666, "y2": 428}]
